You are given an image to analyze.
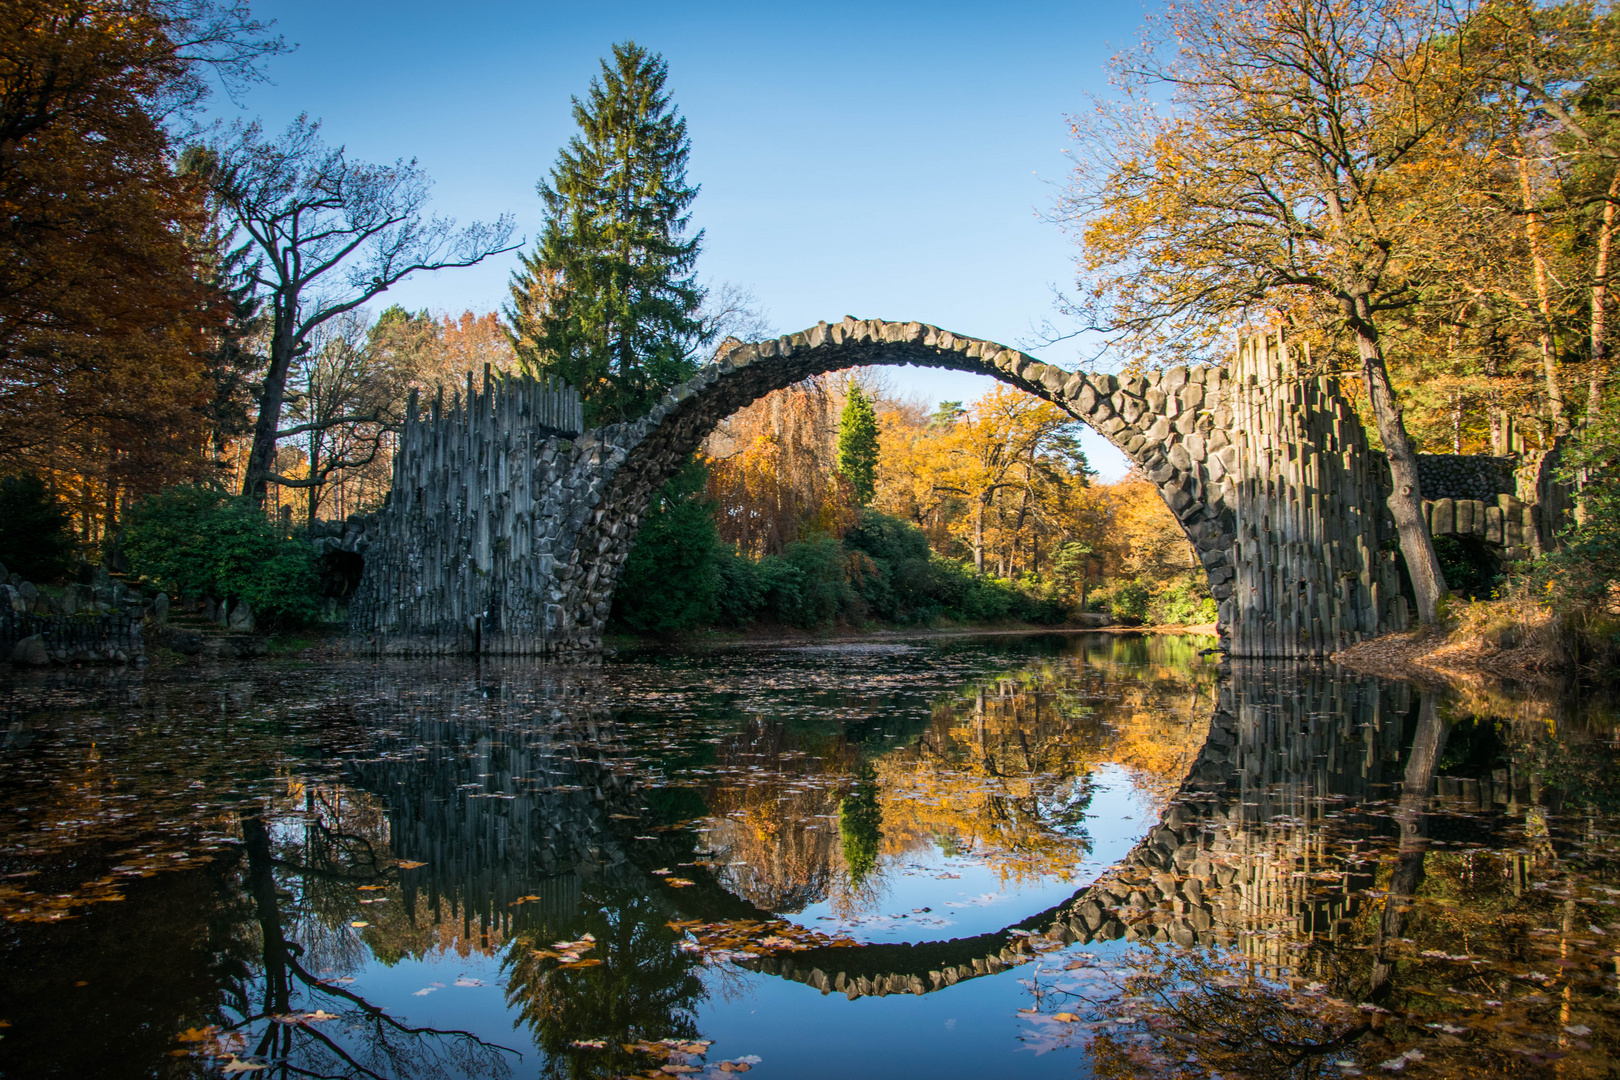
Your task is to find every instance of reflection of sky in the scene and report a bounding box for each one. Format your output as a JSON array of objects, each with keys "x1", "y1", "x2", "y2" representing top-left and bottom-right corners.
[
  {"x1": 792, "y1": 764, "x2": 1156, "y2": 943},
  {"x1": 287, "y1": 759, "x2": 1164, "y2": 1078}
]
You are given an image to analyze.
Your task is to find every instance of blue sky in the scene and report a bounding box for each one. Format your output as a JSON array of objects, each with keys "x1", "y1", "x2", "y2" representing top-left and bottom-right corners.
[{"x1": 226, "y1": 1, "x2": 1150, "y2": 475}]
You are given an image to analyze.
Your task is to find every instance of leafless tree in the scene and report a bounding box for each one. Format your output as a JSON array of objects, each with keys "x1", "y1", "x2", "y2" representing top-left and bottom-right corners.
[{"x1": 194, "y1": 115, "x2": 518, "y2": 504}]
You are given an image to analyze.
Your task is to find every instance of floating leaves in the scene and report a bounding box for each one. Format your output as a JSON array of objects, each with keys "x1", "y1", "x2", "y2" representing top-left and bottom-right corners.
[
  {"x1": 617, "y1": 1038, "x2": 759, "y2": 1077},
  {"x1": 531, "y1": 933, "x2": 601, "y2": 968},
  {"x1": 667, "y1": 918, "x2": 855, "y2": 963}
]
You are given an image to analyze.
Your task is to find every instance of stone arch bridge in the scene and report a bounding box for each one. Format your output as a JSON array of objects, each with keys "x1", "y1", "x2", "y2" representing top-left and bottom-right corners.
[{"x1": 349, "y1": 318, "x2": 1412, "y2": 658}]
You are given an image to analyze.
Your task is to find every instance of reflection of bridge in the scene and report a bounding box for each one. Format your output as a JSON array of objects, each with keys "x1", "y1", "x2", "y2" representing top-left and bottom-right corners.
[
  {"x1": 340, "y1": 663, "x2": 1430, "y2": 1000},
  {"x1": 350, "y1": 324, "x2": 1412, "y2": 658},
  {"x1": 750, "y1": 666, "x2": 1419, "y2": 999}
]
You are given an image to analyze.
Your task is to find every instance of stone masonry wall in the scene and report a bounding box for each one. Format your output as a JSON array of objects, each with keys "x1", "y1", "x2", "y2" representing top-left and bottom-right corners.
[{"x1": 350, "y1": 319, "x2": 1409, "y2": 658}]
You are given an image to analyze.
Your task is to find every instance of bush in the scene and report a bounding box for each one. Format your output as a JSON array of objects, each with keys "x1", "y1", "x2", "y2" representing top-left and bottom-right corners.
[
  {"x1": 1147, "y1": 573, "x2": 1219, "y2": 625},
  {"x1": 0, "y1": 474, "x2": 76, "y2": 582},
  {"x1": 124, "y1": 485, "x2": 321, "y2": 628},
  {"x1": 612, "y1": 459, "x2": 722, "y2": 634},
  {"x1": 1434, "y1": 535, "x2": 1499, "y2": 601},
  {"x1": 1089, "y1": 579, "x2": 1151, "y2": 624},
  {"x1": 624, "y1": 506, "x2": 1075, "y2": 635}
]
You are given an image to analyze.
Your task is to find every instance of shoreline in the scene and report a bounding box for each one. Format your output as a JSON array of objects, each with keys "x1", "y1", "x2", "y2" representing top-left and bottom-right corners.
[
  {"x1": 605, "y1": 621, "x2": 1221, "y2": 652},
  {"x1": 1330, "y1": 627, "x2": 1569, "y2": 692}
]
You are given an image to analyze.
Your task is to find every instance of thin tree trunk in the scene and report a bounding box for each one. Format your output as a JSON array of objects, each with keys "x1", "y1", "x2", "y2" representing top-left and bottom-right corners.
[
  {"x1": 973, "y1": 499, "x2": 985, "y2": 574},
  {"x1": 1519, "y1": 155, "x2": 1568, "y2": 435},
  {"x1": 1589, "y1": 167, "x2": 1620, "y2": 421},
  {"x1": 307, "y1": 422, "x2": 320, "y2": 526},
  {"x1": 1349, "y1": 295, "x2": 1449, "y2": 624}
]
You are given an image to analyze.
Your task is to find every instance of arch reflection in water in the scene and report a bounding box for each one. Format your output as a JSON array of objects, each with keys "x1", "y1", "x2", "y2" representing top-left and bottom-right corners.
[{"x1": 7, "y1": 637, "x2": 1613, "y2": 1079}]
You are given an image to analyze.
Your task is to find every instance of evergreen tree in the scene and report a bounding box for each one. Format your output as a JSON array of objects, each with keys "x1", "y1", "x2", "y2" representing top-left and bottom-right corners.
[
  {"x1": 836, "y1": 381, "x2": 879, "y2": 505},
  {"x1": 0, "y1": 474, "x2": 75, "y2": 582},
  {"x1": 610, "y1": 459, "x2": 721, "y2": 633},
  {"x1": 506, "y1": 42, "x2": 706, "y2": 426}
]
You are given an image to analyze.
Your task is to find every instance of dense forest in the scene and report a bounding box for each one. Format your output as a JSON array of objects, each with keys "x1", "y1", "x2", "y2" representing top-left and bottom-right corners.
[{"x1": 0, "y1": 1, "x2": 1616, "y2": 671}]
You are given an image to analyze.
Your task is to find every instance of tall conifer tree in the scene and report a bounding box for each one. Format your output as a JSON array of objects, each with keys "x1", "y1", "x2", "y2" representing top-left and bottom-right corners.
[
  {"x1": 836, "y1": 381, "x2": 879, "y2": 505},
  {"x1": 507, "y1": 42, "x2": 706, "y2": 425}
]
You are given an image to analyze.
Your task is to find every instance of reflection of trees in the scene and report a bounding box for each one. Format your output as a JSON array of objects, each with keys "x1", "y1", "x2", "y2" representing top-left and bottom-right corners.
[
  {"x1": 503, "y1": 886, "x2": 706, "y2": 1080},
  {"x1": 692, "y1": 645, "x2": 1218, "y2": 918},
  {"x1": 838, "y1": 764, "x2": 883, "y2": 883},
  {"x1": 200, "y1": 812, "x2": 517, "y2": 1079},
  {"x1": 1023, "y1": 669, "x2": 1620, "y2": 1079}
]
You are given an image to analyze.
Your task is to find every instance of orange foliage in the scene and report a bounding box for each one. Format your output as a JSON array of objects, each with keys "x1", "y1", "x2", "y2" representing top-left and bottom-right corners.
[
  {"x1": 0, "y1": 1, "x2": 222, "y2": 543},
  {"x1": 703, "y1": 375, "x2": 857, "y2": 555}
]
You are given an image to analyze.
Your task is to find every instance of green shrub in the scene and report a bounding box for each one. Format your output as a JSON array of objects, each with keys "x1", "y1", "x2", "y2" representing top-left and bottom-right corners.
[
  {"x1": 0, "y1": 474, "x2": 76, "y2": 582},
  {"x1": 123, "y1": 485, "x2": 321, "y2": 628},
  {"x1": 1090, "y1": 579, "x2": 1151, "y2": 624},
  {"x1": 1147, "y1": 573, "x2": 1219, "y2": 625},
  {"x1": 612, "y1": 459, "x2": 722, "y2": 634}
]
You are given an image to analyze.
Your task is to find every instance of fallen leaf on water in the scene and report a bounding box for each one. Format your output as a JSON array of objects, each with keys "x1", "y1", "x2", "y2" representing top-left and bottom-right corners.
[
  {"x1": 397, "y1": 860, "x2": 427, "y2": 869},
  {"x1": 221, "y1": 1059, "x2": 265, "y2": 1073},
  {"x1": 1051, "y1": 1012, "x2": 1081, "y2": 1023},
  {"x1": 570, "y1": 1039, "x2": 607, "y2": 1049},
  {"x1": 350, "y1": 921, "x2": 369, "y2": 928},
  {"x1": 665, "y1": 878, "x2": 696, "y2": 888},
  {"x1": 175, "y1": 1026, "x2": 217, "y2": 1043}
]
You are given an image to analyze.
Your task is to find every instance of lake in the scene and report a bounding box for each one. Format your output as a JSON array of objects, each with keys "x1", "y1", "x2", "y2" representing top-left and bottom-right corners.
[{"x1": 1, "y1": 633, "x2": 1615, "y2": 1079}]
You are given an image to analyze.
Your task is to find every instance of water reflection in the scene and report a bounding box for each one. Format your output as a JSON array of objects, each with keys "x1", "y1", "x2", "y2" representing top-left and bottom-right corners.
[{"x1": 0, "y1": 636, "x2": 1615, "y2": 1078}]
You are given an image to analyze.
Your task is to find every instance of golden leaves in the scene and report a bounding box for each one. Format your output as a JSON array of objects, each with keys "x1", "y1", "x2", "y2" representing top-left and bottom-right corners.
[{"x1": 666, "y1": 917, "x2": 855, "y2": 962}]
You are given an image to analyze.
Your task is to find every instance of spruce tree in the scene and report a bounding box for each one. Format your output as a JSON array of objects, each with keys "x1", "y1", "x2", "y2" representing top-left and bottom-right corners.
[
  {"x1": 506, "y1": 42, "x2": 705, "y2": 425},
  {"x1": 836, "y1": 381, "x2": 880, "y2": 505}
]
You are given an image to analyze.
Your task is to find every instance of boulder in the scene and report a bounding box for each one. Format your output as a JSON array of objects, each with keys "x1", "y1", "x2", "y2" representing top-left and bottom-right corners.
[
  {"x1": 228, "y1": 600, "x2": 256, "y2": 633},
  {"x1": 17, "y1": 580, "x2": 37, "y2": 602},
  {"x1": 2, "y1": 585, "x2": 23, "y2": 614},
  {"x1": 10, "y1": 634, "x2": 50, "y2": 667},
  {"x1": 153, "y1": 592, "x2": 169, "y2": 625}
]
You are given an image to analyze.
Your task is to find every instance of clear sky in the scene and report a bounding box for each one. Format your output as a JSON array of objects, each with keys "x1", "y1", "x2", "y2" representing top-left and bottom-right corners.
[{"x1": 224, "y1": 1, "x2": 1151, "y2": 476}]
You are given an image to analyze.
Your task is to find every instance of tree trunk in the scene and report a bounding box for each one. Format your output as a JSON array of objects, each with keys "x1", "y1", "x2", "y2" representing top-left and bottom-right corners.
[
  {"x1": 1519, "y1": 155, "x2": 1568, "y2": 435},
  {"x1": 1589, "y1": 167, "x2": 1619, "y2": 422},
  {"x1": 973, "y1": 499, "x2": 985, "y2": 574},
  {"x1": 242, "y1": 318, "x2": 297, "y2": 506},
  {"x1": 1349, "y1": 295, "x2": 1449, "y2": 624},
  {"x1": 307, "y1": 423, "x2": 320, "y2": 526},
  {"x1": 1369, "y1": 692, "x2": 1447, "y2": 999}
]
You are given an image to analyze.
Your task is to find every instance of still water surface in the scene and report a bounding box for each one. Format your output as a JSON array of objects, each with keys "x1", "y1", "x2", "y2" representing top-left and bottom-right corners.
[{"x1": 1, "y1": 634, "x2": 1616, "y2": 1079}]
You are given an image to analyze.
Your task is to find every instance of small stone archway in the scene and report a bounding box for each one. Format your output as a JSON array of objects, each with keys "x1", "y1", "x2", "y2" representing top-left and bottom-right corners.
[{"x1": 349, "y1": 318, "x2": 1409, "y2": 657}]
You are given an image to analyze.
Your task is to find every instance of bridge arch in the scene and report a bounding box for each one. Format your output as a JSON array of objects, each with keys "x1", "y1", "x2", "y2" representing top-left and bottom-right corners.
[
  {"x1": 349, "y1": 318, "x2": 1408, "y2": 657},
  {"x1": 565, "y1": 317, "x2": 1234, "y2": 644}
]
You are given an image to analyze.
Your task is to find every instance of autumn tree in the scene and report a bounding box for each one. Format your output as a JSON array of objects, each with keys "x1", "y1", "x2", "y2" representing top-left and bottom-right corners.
[
  {"x1": 1479, "y1": 0, "x2": 1620, "y2": 423},
  {"x1": 1059, "y1": 0, "x2": 1482, "y2": 622},
  {"x1": 0, "y1": 1, "x2": 281, "y2": 538},
  {"x1": 437, "y1": 310, "x2": 517, "y2": 378},
  {"x1": 883, "y1": 385, "x2": 1090, "y2": 576},
  {"x1": 703, "y1": 375, "x2": 853, "y2": 556},
  {"x1": 281, "y1": 310, "x2": 415, "y2": 524},
  {"x1": 506, "y1": 42, "x2": 706, "y2": 425},
  {"x1": 193, "y1": 115, "x2": 516, "y2": 505}
]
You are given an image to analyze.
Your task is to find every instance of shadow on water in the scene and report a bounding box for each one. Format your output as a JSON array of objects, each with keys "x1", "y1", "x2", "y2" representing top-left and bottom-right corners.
[{"x1": 0, "y1": 634, "x2": 1615, "y2": 1078}]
